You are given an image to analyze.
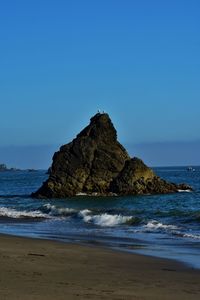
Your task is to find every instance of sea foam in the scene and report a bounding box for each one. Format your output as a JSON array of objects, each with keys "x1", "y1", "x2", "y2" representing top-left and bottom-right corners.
[
  {"x1": 43, "y1": 203, "x2": 75, "y2": 216},
  {"x1": 145, "y1": 220, "x2": 178, "y2": 231},
  {"x1": 79, "y1": 209, "x2": 133, "y2": 227},
  {"x1": 182, "y1": 233, "x2": 200, "y2": 240},
  {"x1": 0, "y1": 206, "x2": 48, "y2": 219}
]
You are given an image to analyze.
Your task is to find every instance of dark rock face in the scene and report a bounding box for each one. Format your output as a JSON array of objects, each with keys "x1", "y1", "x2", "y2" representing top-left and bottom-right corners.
[
  {"x1": 32, "y1": 113, "x2": 192, "y2": 198},
  {"x1": 110, "y1": 158, "x2": 190, "y2": 195},
  {"x1": 110, "y1": 158, "x2": 155, "y2": 195}
]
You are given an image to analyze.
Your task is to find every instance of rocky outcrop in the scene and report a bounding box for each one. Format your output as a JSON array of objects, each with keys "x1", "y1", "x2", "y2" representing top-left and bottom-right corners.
[
  {"x1": 110, "y1": 158, "x2": 190, "y2": 195},
  {"x1": 32, "y1": 113, "x2": 191, "y2": 198},
  {"x1": 0, "y1": 164, "x2": 19, "y2": 172}
]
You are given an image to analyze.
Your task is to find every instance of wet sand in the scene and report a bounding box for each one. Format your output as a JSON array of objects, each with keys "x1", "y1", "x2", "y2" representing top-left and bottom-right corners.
[{"x1": 0, "y1": 234, "x2": 200, "y2": 299}]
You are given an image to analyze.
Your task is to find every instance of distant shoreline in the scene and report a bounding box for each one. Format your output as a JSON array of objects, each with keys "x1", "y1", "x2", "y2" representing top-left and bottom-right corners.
[{"x1": 1, "y1": 165, "x2": 199, "y2": 172}]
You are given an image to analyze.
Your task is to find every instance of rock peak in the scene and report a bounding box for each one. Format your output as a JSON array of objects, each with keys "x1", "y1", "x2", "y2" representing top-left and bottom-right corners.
[
  {"x1": 32, "y1": 114, "x2": 192, "y2": 198},
  {"x1": 90, "y1": 112, "x2": 110, "y2": 121},
  {"x1": 77, "y1": 112, "x2": 117, "y2": 141}
]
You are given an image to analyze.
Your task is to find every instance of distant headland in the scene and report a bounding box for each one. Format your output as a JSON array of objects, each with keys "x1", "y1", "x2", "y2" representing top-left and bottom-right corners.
[
  {"x1": 0, "y1": 164, "x2": 19, "y2": 172},
  {"x1": 0, "y1": 163, "x2": 38, "y2": 172},
  {"x1": 32, "y1": 113, "x2": 191, "y2": 198}
]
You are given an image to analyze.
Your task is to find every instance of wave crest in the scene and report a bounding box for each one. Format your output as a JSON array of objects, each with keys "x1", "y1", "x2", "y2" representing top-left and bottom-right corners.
[
  {"x1": 79, "y1": 209, "x2": 133, "y2": 227},
  {"x1": 0, "y1": 207, "x2": 49, "y2": 219},
  {"x1": 43, "y1": 204, "x2": 75, "y2": 216},
  {"x1": 145, "y1": 220, "x2": 178, "y2": 231}
]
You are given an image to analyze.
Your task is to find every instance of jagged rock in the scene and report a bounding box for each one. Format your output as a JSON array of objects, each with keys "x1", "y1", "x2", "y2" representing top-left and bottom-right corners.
[
  {"x1": 110, "y1": 158, "x2": 190, "y2": 195},
  {"x1": 32, "y1": 113, "x2": 192, "y2": 198}
]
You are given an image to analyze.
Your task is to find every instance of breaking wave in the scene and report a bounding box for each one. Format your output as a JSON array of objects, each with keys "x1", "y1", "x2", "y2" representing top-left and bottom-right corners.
[
  {"x1": 144, "y1": 220, "x2": 178, "y2": 231},
  {"x1": 42, "y1": 203, "x2": 76, "y2": 216},
  {"x1": 0, "y1": 207, "x2": 49, "y2": 219},
  {"x1": 173, "y1": 231, "x2": 200, "y2": 240},
  {"x1": 78, "y1": 209, "x2": 134, "y2": 227},
  {"x1": 182, "y1": 233, "x2": 200, "y2": 240}
]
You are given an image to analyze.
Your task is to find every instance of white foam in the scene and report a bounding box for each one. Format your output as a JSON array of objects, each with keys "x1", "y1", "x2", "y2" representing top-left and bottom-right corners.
[
  {"x1": 183, "y1": 233, "x2": 200, "y2": 240},
  {"x1": 43, "y1": 204, "x2": 75, "y2": 216},
  {"x1": 79, "y1": 210, "x2": 132, "y2": 227},
  {"x1": 145, "y1": 220, "x2": 178, "y2": 230},
  {"x1": 76, "y1": 192, "x2": 88, "y2": 196},
  {"x1": 78, "y1": 209, "x2": 92, "y2": 222},
  {"x1": 0, "y1": 207, "x2": 48, "y2": 219},
  {"x1": 178, "y1": 189, "x2": 191, "y2": 193}
]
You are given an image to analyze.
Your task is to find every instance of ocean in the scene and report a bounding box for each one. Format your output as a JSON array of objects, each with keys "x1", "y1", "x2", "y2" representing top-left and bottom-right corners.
[{"x1": 0, "y1": 167, "x2": 200, "y2": 268}]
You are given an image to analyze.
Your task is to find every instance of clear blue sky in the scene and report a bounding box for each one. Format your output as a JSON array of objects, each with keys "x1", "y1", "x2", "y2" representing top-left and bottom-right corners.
[{"x1": 0, "y1": 0, "x2": 200, "y2": 168}]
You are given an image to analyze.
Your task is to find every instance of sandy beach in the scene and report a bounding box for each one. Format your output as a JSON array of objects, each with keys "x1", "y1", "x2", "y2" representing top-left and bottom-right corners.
[{"x1": 0, "y1": 234, "x2": 199, "y2": 299}]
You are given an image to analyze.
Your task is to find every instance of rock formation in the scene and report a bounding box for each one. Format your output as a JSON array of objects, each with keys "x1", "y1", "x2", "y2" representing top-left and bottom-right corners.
[{"x1": 32, "y1": 113, "x2": 191, "y2": 198}]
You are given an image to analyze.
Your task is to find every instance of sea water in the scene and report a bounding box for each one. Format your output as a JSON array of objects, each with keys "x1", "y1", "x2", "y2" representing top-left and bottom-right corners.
[{"x1": 0, "y1": 167, "x2": 200, "y2": 268}]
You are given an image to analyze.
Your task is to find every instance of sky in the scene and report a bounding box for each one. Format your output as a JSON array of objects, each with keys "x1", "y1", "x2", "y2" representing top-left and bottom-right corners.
[{"x1": 0, "y1": 0, "x2": 200, "y2": 168}]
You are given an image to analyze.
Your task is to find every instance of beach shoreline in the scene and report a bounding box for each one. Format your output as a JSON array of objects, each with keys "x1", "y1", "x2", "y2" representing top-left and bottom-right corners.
[{"x1": 0, "y1": 233, "x2": 200, "y2": 299}]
